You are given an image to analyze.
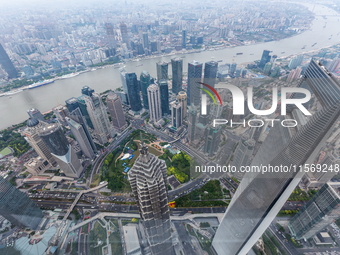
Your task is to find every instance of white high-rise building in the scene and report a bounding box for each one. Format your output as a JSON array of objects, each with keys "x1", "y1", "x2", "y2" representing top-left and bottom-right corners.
[{"x1": 147, "y1": 84, "x2": 162, "y2": 123}]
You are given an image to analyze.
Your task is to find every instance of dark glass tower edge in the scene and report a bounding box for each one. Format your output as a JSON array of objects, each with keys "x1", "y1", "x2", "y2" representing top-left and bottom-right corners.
[{"x1": 212, "y1": 101, "x2": 340, "y2": 255}]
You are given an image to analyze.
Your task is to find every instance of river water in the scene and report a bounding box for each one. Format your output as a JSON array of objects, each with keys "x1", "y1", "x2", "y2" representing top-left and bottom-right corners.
[{"x1": 0, "y1": 3, "x2": 339, "y2": 130}]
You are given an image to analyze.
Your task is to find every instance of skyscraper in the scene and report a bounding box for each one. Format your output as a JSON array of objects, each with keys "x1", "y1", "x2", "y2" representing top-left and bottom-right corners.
[
  {"x1": 65, "y1": 96, "x2": 94, "y2": 129},
  {"x1": 147, "y1": 84, "x2": 162, "y2": 123},
  {"x1": 125, "y1": 73, "x2": 142, "y2": 112},
  {"x1": 27, "y1": 108, "x2": 44, "y2": 122},
  {"x1": 106, "y1": 92, "x2": 126, "y2": 130},
  {"x1": 159, "y1": 80, "x2": 170, "y2": 116},
  {"x1": 187, "y1": 61, "x2": 203, "y2": 106},
  {"x1": 140, "y1": 71, "x2": 151, "y2": 109},
  {"x1": 68, "y1": 107, "x2": 97, "y2": 155},
  {"x1": 289, "y1": 183, "x2": 340, "y2": 240},
  {"x1": 203, "y1": 125, "x2": 221, "y2": 156},
  {"x1": 128, "y1": 142, "x2": 174, "y2": 255},
  {"x1": 39, "y1": 123, "x2": 83, "y2": 178},
  {"x1": 52, "y1": 105, "x2": 70, "y2": 126},
  {"x1": 0, "y1": 176, "x2": 43, "y2": 229},
  {"x1": 0, "y1": 43, "x2": 18, "y2": 79},
  {"x1": 288, "y1": 55, "x2": 304, "y2": 69},
  {"x1": 120, "y1": 22, "x2": 130, "y2": 49},
  {"x1": 105, "y1": 23, "x2": 117, "y2": 49},
  {"x1": 171, "y1": 101, "x2": 182, "y2": 128},
  {"x1": 171, "y1": 58, "x2": 183, "y2": 94},
  {"x1": 84, "y1": 88, "x2": 114, "y2": 144},
  {"x1": 142, "y1": 32, "x2": 149, "y2": 49},
  {"x1": 258, "y1": 50, "x2": 271, "y2": 69},
  {"x1": 23, "y1": 118, "x2": 57, "y2": 167},
  {"x1": 156, "y1": 61, "x2": 168, "y2": 82},
  {"x1": 212, "y1": 60, "x2": 340, "y2": 255},
  {"x1": 182, "y1": 30, "x2": 187, "y2": 49},
  {"x1": 203, "y1": 61, "x2": 218, "y2": 88},
  {"x1": 177, "y1": 91, "x2": 187, "y2": 119},
  {"x1": 188, "y1": 105, "x2": 198, "y2": 144},
  {"x1": 66, "y1": 117, "x2": 95, "y2": 159}
]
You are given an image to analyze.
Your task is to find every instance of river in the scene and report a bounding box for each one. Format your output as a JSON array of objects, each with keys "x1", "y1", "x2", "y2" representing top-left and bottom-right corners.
[{"x1": 0, "y1": 3, "x2": 339, "y2": 130}]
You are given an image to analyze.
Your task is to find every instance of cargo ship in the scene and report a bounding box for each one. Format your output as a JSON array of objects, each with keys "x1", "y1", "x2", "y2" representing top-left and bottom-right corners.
[
  {"x1": 27, "y1": 79, "x2": 55, "y2": 89},
  {"x1": 236, "y1": 53, "x2": 243, "y2": 55}
]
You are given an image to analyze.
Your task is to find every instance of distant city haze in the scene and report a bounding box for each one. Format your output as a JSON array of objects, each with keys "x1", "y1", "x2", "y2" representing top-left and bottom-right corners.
[{"x1": 0, "y1": 3, "x2": 338, "y2": 130}]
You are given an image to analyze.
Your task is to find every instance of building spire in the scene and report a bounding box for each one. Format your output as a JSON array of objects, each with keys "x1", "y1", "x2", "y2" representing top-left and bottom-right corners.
[{"x1": 140, "y1": 131, "x2": 148, "y2": 155}]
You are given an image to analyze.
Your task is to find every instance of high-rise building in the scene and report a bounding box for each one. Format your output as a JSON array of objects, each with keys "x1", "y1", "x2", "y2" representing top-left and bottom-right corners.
[
  {"x1": 68, "y1": 108, "x2": 97, "y2": 155},
  {"x1": 142, "y1": 32, "x2": 149, "y2": 49},
  {"x1": 66, "y1": 117, "x2": 95, "y2": 159},
  {"x1": 23, "y1": 118, "x2": 57, "y2": 167},
  {"x1": 188, "y1": 105, "x2": 198, "y2": 144},
  {"x1": 120, "y1": 22, "x2": 130, "y2": 49},
  {"x1": 159, "y1": 80, "x2": 170, "y2": 116},
  {"x1": 258, "y1": 50, "x2": 271, "y2": 69},
  {"x1": 66, "y1": 96, "x2": 94, "y2": 129},
  {"x1": 171, "y1": 101, "x2": 182, "y2": 128},
  {"x1": 177, "y1": 91, "x2": 187, "y2": 119},
  {"x1": 187, "y1": 61, "x2": 203, "y2": 106},
  {"x1": 105, "y1": 23, "x2": 116, "y2": 50},
  {"x1": 156, "y1": 61, "x2": 168, "y2": 82},
  {"x1": 171, "y1": 58, "x2": 183, "y2": 94},
  {"x1": 52, "y1": 105, "x2": 69, "y2": 126},
  {"x1": 140, "y1": 71, "x2": 151, "y2": 109},
  {"x1": 0, "y1": 43, "x2": 18, "y2": 78},
  {"x1": 128, "y1": 142, "x2": 175, "y2": 255},
  {"x1": 39, "y1": 123, "x2": 83, "y2": 178},
  {"x1": 81, "y1": 86, "x2": 94, "y2": 97},
  {"x1": 27, "y1": 108, "x2": 44, "y2": 122},
  {"x1": 182, "y1": 30, "x2": 187, "y2": 49},
  {"x1": 212, "y1": 60, "x2": 340, "y2": 255},
  {"x1": 106, "y1": 92, "x2": 126, "y2": 130},
  {"x1": 203, "y1": 61, "x2": 218, "y2": 88},
  {"x1": 230, "y1": 63, "x2": 237, "y2": 76},
  {"x1": 288, "y1": 55, "x2": 304, "y2": 69},
  {"x1": 84, "y1": 88, "x2": 114, "y2": 144},
  {"x1": 263, "y1": 62, "x2": 273, "y2": 75},
  {"x1": 0, "y1": 176, "x2": 43, "y2": 229},
  {"x1": 203, "y1": 125, "x2": 221, "y2": 156},
  {"x1": 125, "y1": 73, "x2": 142, "y2": 112},
  {"x1": 147, "y1": 84, "x2": 162, "y2": 123},
  {"x1": 289, "y1": 183, "x2": 340, "y2": 240},
  {"x1": 287, "y1": 67, "x2": 302, "y2": 83}
]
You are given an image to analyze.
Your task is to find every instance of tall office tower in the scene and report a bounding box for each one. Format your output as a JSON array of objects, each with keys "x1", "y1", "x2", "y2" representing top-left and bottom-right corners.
[
  {"x1": 288, "y1": 183, "x2": 340, "y2": 240},
  {"x1": 81, "y1": 86, "x2": 94, "y2": 97},
  {"x1": 287, "y1": 67, "x2": 302, "y2": 83},
  {"x1": 142, "y1": 32, "x2": 149, "y2": 49},
  {"x1": 68, "y1": 108, "x2": 97, "y2": 154},
  {"x1": 326, "y1": 58, "x2": 340, "y2": 72},
  {"x1": 84, "y1": 89, "x2": 114, "y2": 144},
  {"x1": 203, "y1": 61, "x2": 218, "y2": 88},
  {"x1": 187, "y1": 61, "x2": 203, "y2": 106},
  {"x1": 212, "y1": 62, "x2": 340, "y2": 255},
  {"x1": 230, "y1": 63, "x2": 237, "y2": 76},
  {"x1": 65, "y1": 97, "x2": 94, "y2": 129},
  {"x1": 52, "y1": 105, "x2": 69, "y2": 126},
  {"x1": 258, "y1": 50, "x2": 271, "y2": 69},
  {"x1": 159, "y1": 80, "x2": 170, "y2": 116},
  {"x1": 39, "y1": 123, "x2": 83, "y2": 178},
  {"x1": 170, "y1": 101, "x2": 182, "y2": 128},
  {"x1": 288, "y1": 55, "x2": 304, "y2": 69},
  {"x1": 23, "y1": 118, "x2": 57, "y2": 167},
  {"x1": 150, "y1": 41, "x2": 158, "y2": 53},
  {"x1": 156, "y1": 61, "x2": 168, "y2": 82},
  {"x1": 203, "y1": 125, "x2": 221, "y2": 156},
  {"x1": 233, "y1": 133, "x2": 256, "y2": 180},
  {"x1": 66, "y1": 117, "x2": 95, "y2": 159},
  {"x1": 181, "y1": 30, "x2": 187, "y2": 49},
  {"x1": 171, "y1": 58, "x2": 183, "y2": 94},
  {"x1": 106, "y1": 92, "x2": 126, "y2": 130},
  {"x1": 188, "y1": 105, "x2": 198, "y2": 144},
  {"x1": 105, "y1": 23, "x2": 116, "y2": 49},
  {"x1": 0, "y1": 176, "x2": 43, "y2": 229},
  {"x1": 0, "y1": 43, "x2": 18, "y2": 78},
  {"x1": 128, "y1": 142, "x2": 175, "y2": 255},
  {"x1": 263, "y1": 62, "x2": 273, "y2": 75},
  {"x1": 177, "y1": 91, "x2": 187, "y2": 119},
  {"x1": 120, "y1": 22, "x2": 130, "y2": 49},
  {"x1": 147, "y1": 84, "x2": 162, "y2": 123},
  {"x1": 125, "y1": 73, "x2": 142, "y2": 112},
  {"x1": 27, "y1": 108, "x2": 44, "y2": 121},
  {"x1": 140, "y1": 71, "x2": 151, "y2": 109}
]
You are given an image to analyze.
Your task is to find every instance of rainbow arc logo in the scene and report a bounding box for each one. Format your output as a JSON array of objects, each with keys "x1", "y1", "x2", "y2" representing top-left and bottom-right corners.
[{"x1": 197, "y1": 82, "x2": 222, "y2": 106}]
